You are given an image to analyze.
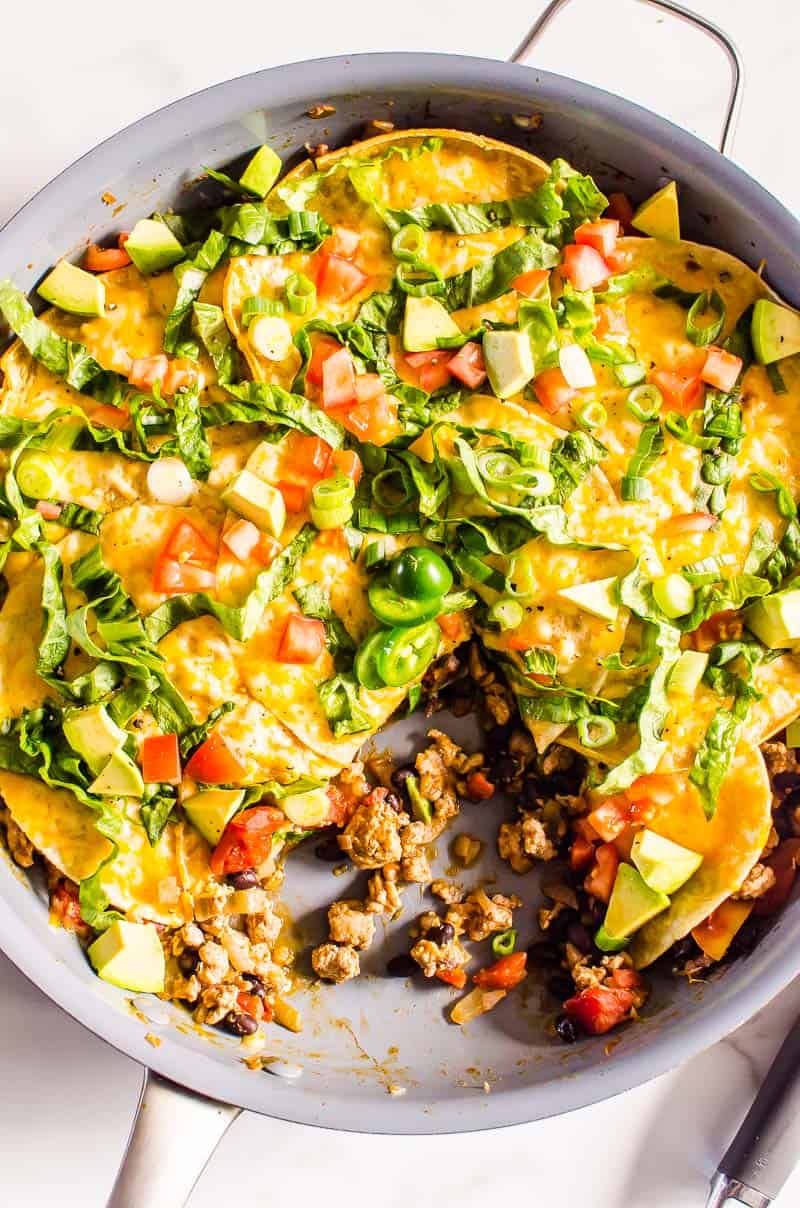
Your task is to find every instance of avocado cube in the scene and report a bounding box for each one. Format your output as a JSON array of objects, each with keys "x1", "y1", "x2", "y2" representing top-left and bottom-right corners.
[
  {"x1": 90, "y1": 749, "x2": 145, "y2": 798},
  {"x1": 744, "y1": 589, "x2": 800, "y2": 649},
  {"x1": 63, "y1": 704, "x2": 126, "y2": 775},
  {"x1": 38, "y1": 260, "x2": 105, "y2": 318},
  {"x1": 594, "y1": 924, "x2": 629, "y2": 953},
  {"x1": 604, "y1": 863, "x2": 670, "y2": 940},
  {"x1": 668, "y1": 649, "x2": 709, "y2": 697},
  {"x1": 239, "y1": 145, "x2": 282, "y2": 199},
  {"x1": 631, "y1": 828, "x2": 702, "y2": 894},
  {"x1": 183, "y1": 788, "x2": 244, "y2": 846},
  {"x1": 556, "y1": 576, "x2": 619, "y2": 622},
  {"x1": 222, "y1": 469, "x2": 286, "y2": 536},
  {"x1": 751, "y1": 298, "x2": 800, "y2": 365},
  {"x1": 124, "y1": 219, "x2": 185, "y2": 275},
  {"x1": 632, "y1": 181, "x2": 680, "y2": 241},
  {"x1": 88, "y1": 920, "x2": 165, "y2": 993},
  {"x1": 483, "y1": 330, "x2": 535, "y2": 399},
  {"x1": 402, "y1": 296, "x2": 462, "y2": 353},
  {"x1": 280, "y1": 788, "x2": 329, "y2": 828}
]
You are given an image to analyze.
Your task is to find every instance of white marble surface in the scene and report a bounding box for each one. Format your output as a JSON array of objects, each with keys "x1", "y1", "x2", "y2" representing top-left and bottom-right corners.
[{"x1": 1, "y1": 1, "x2": 799, "y2": 1205}]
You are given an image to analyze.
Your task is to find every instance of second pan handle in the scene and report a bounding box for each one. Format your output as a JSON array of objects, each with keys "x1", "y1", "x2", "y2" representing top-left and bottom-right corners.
[{"x1": 509, "y1": 0, "x2": 744, "y2": 158}]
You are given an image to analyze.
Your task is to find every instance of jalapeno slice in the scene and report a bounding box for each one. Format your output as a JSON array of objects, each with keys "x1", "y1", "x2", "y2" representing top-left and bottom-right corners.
[
  {"x1": 354, "y1": 628, "x2": 392, "y2": 690},
  {"x1": 388, "y1": 547, "x2": 453, "y2": 601},
  {"x1": 367, "y1": 573, "x2": 441, "y2": 626},
  {"x1": 375, "y1": 622, "x2": 440, "y2": 687}
]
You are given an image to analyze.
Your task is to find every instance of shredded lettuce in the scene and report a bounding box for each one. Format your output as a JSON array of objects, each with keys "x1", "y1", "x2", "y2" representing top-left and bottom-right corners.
[
  {"x1": 690, "y1": 640, "x2": 764, "y2": 817},
  {"x1": 317, "y1": 673, "x2": 373, "y2": 737},
  {"x1": 293, "y1": 583, "x2": 355, "y2": 671}
]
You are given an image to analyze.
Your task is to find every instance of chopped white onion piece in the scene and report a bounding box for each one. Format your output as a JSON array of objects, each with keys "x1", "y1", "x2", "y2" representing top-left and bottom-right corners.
[
  {"x1": 249, "y1": 315, "x2": 293, "y2": 361},
  {"x1": 146, "y1": 457, "x2": 194, "y2": 505},
  {"x1": 559, "y1": 343, "x2": 596, "y2": 389},
  {"x1": 264, "y1": 1059, "x2": 304, "y2": 1080},
  {"x1": 450, "y1": 986, "x2": 507, "y2": 1025}
]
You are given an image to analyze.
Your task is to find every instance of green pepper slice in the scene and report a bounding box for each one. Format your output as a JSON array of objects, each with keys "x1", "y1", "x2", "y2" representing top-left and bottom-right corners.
[
  {"x1": 368, "y1": 573, "x2": 442, "y2": 627},
  {"x1": 375, "y1": 621, "x2": 440, "y2": 687},
  {"x1": 354, "y1": 628, "x2": 391, "y2": 690}
]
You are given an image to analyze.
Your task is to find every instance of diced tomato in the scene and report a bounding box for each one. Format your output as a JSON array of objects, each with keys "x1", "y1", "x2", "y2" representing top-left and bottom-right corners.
[
  {"x1": 606, "y1": 192, "x2": 635, "y2": 231},
  {"x1": 575, "y1": 219, "x2": 619, "y2": 258},
  {"x1": 569, "y1": 835, "x2": 596, "y2": 872},
  {"x1": 466, "y1": 770, "x2": 495, "y2": 801},
  {"x1": 404, "y1": 350, "x2": 452, "y2": 394},
  {"x1": 209, "y1": 804, "x2": 285, "y2": 875},
  {"x1": 186, "y1": 731, "x2": 246, "y2": 785},
  {"x1": 604, "y1": 249, "x2": 633, "y2": 273},
  {"x1": 436, "y1": 968, "x2": 467, "y2": 989},
  {"x1": 693, "y1": 608, "x2": 743, "y2": 652},
  {"x1": 255, "y1": 534, "x2": 281, "y2": 565},
  {"x1": 236, "y1": 991, "x2": 264, "y2": 1019},
  {"x1": 447, "y1": 341, "x2": 487, "y2": 389},
  {"x1": 277, "y1": 482, "x2": 309, "y2": 513},
  {"x1": 336, "y1": 394, "x2": 400, "y2": 446},
  {"x1": 164, "y1": 361, "x2": 199, "y2": 395},
  {"x1": 91, "y1": 404, "x2": 130, "y2": 430},
  {"x1": 437, "y1": 613, "x2": 464, "y2": 641},
  {"x1": 50, "y1": 879, "x2": 87, "y2": 934},
  {"x1": 649, "y1": 368, "x2": 703, "y2": 414},
  {"x1": 141, "y1": 733, "x2": 181, "y2": 785},
  {"x1": 307, "y1": 336, "x2": 343, "y2": 385},
  {"x1": 512, "y1": 268, "x2": 550, "y2": 295},
  {"x1": 322, "y1": 347, "x2": 357, "y2": 409},
  {"x1": 533, "y1": 366, "x2": 576, "y2": 414},
  {"x1": 129, "y1": 355, "x2": 169, "y2": 391},
  {"x1": 562, "y1": 244, "x2": 610, "y2": 291},
  {"x1": 353, "y1": 373, "x2": 386, "y2": 404},
  {"x1": 701, "y1": 346, "x2": 742, "y2": 393},
  {"x1": 473, "y1": 952, "x2": 527, "y2": 990},
  {"x1": 507, "y1": 634, "x2": 531, "y2": 652},
  {"x1": 609, "y1": 967, "x2": 644, "y2": 991},
  {"x1": 625, "y1": 772, "x2": 683, "y2": 807},
  {"x1": 594, "y1": 304, "x2": 628, "y2": 340},
  {"x1": 276, "y1": 613, "x2": 327, "y2": 664},
  {"x1": 327, "y1": 226, "x2": 361, "y2": 258},
  {"x1": 584, "y1": 842, "x2": 619, "y2": 903},
  {"x1": 660, "y1": 511, "x2": 717, "y2": 538},
  {"x1": 326, "y1": 782, "x2": 360, "y2": 827},
  {"x1": 564, "y1": 985, "x2": 634, "y2": 1034},
  {"x1": 574, "y1": 817, "x2": 601, "y2": 843},
  {"x1": 330, "y1": 448, "x2": 362, "y2": 484},
  {"x1": 282, "y1": 432, "x2": 332, "y2": 483},
  {"x1": 754, "y1": 839, "x2": 800, "y2": 917},
  {"x1": 222, "y1": 518, "x2": 261, "y2": 562},
  {"x1": 163, "y1": 519, "x2": 217, "y2": 568},
  {"x1": 83, "y1": 242, "x2": 132, "y2": 272},
  {"x1": 152, "y1": 558, "x2": 216, "y2": 595},
  {"x1": 317, "y1": 254, "x2": 369, "y2": 304},
  {"x1": 36, "y1": 500, "x2": 63, "y2": 520}
]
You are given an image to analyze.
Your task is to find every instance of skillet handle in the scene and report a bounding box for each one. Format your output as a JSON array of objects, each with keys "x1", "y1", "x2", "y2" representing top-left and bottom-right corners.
[
  {"x1": 107, "y1": 1069, "x2": 241, "y2": 1208},
  {"x1": 510, "y1": 0, "x2": 744, "y2": 157}
]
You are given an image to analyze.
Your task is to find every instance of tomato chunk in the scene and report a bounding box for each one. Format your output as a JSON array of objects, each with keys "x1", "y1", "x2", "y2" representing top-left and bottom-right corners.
[
  {"x1": 354, "y1": 373, "x2": 386, "y2": 404},
  {"x1": 90, "y1": 404, "x2": 129, "y2": 430},
  {"x1": 36, "y1": 500, "x2": 63, "y2": 520},
  {"x1": 404, "y1": 350, "x2": 452, "y2": 394},
  {"x1": 322, "y1": 347, "x2": 357, "y2": 409},
  {"x1": 276, "y1": 614, "x2": 327, "y2": 664},
  {"x1": 447, "y1": 341, "x2": 487, "y2": 389},
  {"x1": 141, "y1": 733, "x2": 181, "y2": 785},
  {"x1": 533, "y1": 366, "x2": 576, "y2": 414},
  {"x1": 327, "y1": 226, "x2": 361, "y2": 258},
  {"x1": 659, "y1": 511, "x2": 717, "y2": 538},
  {"x1": 649, "y1": 368, "x2": 703, "y2": 414},
  {"x1": 330, "y1": 448, "x2": 362, "y2": 484},
  {"x1": 569, "y1": 835, "x2": 596, "y2": 872},
  {"x1": 512, "y1": 268, "x2": 550, "y2": 295},
  {"x1": 466, "y1": 770, "x2": 495, "y2": 801},
  {"x1": 307, "y1": 336, "x2": 343, "y2": 385},
  {"x1": 209, "y1": 804, "x2": 285, "y2": 875},
  {"x1": 83, "y1": 242, "x2": 132, "y2": 272},
  {"x1": 282, "y1": 432, "x2": 332, "y2": 484},
  {"x1": 563, "y1": 244, "x2": 610, "y2": 290},
  {"x1": 436, "y1": 612, "x2": 464, "y2": 641},
  {"x1": 51, "y1": 879, "x2": 89, "y2": 935},
  {"x1": 473, "y1": 952, "x2": 527, "y2": 990},
  {"x1": 186, "y1": 731, "x2": 245, "y2": 785},
  {"x1": 436, "y1": 968, "x2": 467, "y2": 989},
  {"x1": 163, "y1": 519, "x2": 217, "y2": 567},
  {"x1": 594, "y1": 304, "x2": 628, "y2": 340},
  {"x1": 584, "y1": 842, "x2": 619, "y2": 904},
  {"x1": 317, "y1": 254, "x2": 368, "y2": 303},
  {"x1": 277, "y1": 482, "x2": 309, "y2": 513},
  {"x1": 336, "y1": 394, "x2": 401, "y2": 445},
  {"x1": 701, "y1": 346, "x2": 742, "y2": 393},
  {"x1": 152, "y1": 558, "x2": 216, "y2": 595},
  {"x1": 129, "y1": 355, "x2": 169, "y2": 391},
  {"x1": 692, "y1": 608, "x2": 743, "y2": 652},
  {"x1": 222, "y1": 518, "x2": 261, "y2": 562},
  {"x1": 575, "y1": 219, "x2": 619, "y2": 258},
  {"x1": 564, "y1": 985, "x2": 634, "y2": 1034}
]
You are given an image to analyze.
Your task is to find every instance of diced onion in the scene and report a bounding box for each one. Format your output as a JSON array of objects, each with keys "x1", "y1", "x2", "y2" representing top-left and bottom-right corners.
[
  {"x1": 450, "y1": 986, "x2": 507, "y2": 1025},
  {"x1": 146, "y1": 457, "x2": 194, "y2": 505},
  {"x1": 249, "y1": 315, "x2": 293, "y2": 361},
  {"x1": 558, "y1": 343, "x2": 596, "y2": 389}
]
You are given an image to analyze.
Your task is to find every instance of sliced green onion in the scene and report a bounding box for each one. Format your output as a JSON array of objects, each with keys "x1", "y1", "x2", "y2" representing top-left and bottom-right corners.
[
  {"x1": 621, "y1": 475, "x2": 651, "y2": 501},
  {"x1": 487, "y1": 597, "x2": 525, "y2": 631},
  {"x1": 749, "y1": 470, "x2": 797, "y2": 518},
  {"x1": 311, "y1": 500, "x2": 353, "y2": 530},
  {"x1": 491, "y1": 928, "x2": 517, "y2": 957},
  {"x1": 242, "y1": 295, "x2": 284, "y2": 326},
  {"x1": 766, "y1": 361, "x2": 788, "y2": 396},
  {"x1": 476, "y1": 449, "x2": 522, "y2": 486},
  {"x1": 361, "y1": 445, "x2": 388, "y2": 475},
  {"x1": 517, "y1": 468, "x2": 555, "y2": 498},
  {"x1": 686, "y1": 288, "x2": 726, "y2": 347},
  {"x1": 364, "y1": 540, "x2": 386, "y2": 570},
  {"x1": 371, "y1": 466, "x2": 414, "y2": 512},
  {"x1": 576, "y1": 715, "x2": 617, "y2": 749},
  {"x1": 681, "y1": 554, "x2": 736, "y2": 585},
  {"x1": 391, "y1": 224, "x2": 427, "y2": 262},
  {"x1": 664, "y1": 410, "x2": 717, "y2": 450},
  {"x1": 626, "y1": 383, "x2": 663, "y2": 422},
  {"x1": 518, "y1": 442, "x2": 550, "y2": 470},
  {"x1": 17, "y1": 452, "x2": 59, "y2": 499},
  {"x1": 575, "y1": 400, "x2": 607, "y2": 431},
  {"x1": 653, "y1": 573, "x2": 695, "y2": 619},
  {"x1": 285, "y1": 273, "x2": 316, "y2": 316},
  {"x1": 394, "y1": 263, "x2": 445, "y2": 296},
  {"x1": 614, "y1": 360, "x2": 647, "y2": 388},
  {"x1": 288, "y1": 210, "x2": 322, "y2": 238},
  {"x1": 312, "y1": 472, "x2": 356, "y2": 512}
]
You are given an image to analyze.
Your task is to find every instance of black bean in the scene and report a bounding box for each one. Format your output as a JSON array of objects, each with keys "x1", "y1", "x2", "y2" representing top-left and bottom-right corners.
[
  {"x1": 384, "y1": 791, "x2": 405, "y2": 814},
  {"x1": 314, "y1": 837, "x2": 343, "y2": 862},
  {"x1": 519, "y1": 780, "x2": 543, "y2": 809},
  {"x1": 526, "y1": 941, "x2": 561, "y2": 969},
  {"x1": 484, "y1": 723, "x2": 513, "y2": 758},
  {"x1": 555, "y1": 1014, "x2": 579, "y2": 1044},
  {"x1": 227, "y1": 868, "x2": 258, "y2": 890},
  {"x1": 546, "y1": 973, "x2": 575, "y2": 1001},
  {"x1": 223, "y1": 1011, "x2": 258, "y2": 1037},
  {"x1": 491, "y1": 755, "x2": 519, "y2": 787},
  {"x1": 547, "y1": 908, "x2": 578, "y2": 943},
  {"x1": 177, "y1": 950, "x2": 198, "y2": 975},
  {"x1": 240, "y1": 972, "x2": 267, "y2": 999},
  {"x1": 566, "y1": 921, "x2": 592, "y2": 953},
  {"x1": 386, "y1": 953, "x2": 417, "y2": 978},
  {"x1": 773, "y1": 770, "x2": 800, "y2": 793},
  {"x1": 726, "y1": 917, "x2": 762, "y2": 961},
  {"x1": 426, "y1": 923, "x2": 455, "y2": 946},
  {"x1": 391, "y1": 766, "x2": 416, "y2": 794}
]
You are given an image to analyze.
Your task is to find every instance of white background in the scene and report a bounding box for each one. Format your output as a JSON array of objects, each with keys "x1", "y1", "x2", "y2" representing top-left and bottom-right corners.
[{"x1": 1, "y1": 2, "x2": 799, "y2": 1205}]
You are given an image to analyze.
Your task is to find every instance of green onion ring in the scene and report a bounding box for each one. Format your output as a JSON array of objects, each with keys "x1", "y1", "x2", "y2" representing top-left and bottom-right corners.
[
  {"x1": 576, "y1": 715, "x2": 617, "y2": 749},
  {"x1": 626, "y1": 383, "x2": 663, "y2": 422}
]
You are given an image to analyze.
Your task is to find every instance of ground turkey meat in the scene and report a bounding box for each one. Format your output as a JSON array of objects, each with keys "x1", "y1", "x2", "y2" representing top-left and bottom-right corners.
[
  {"x1": 733, "y1": 862, "x2": 777, "y2": 900},
  {"x1": 196, "y1": 940, "x2": 230, "y2": 986},
  {"x1": 2, "y1": 812, "x2": 34, "y2": 868},
  {"x1": 445, "y1": 889, "x2": 522, "y2": 942},
  {"x1": 410, "y1": 911, "x2": 470, "y2": 977},
  {"x1": 246, "y1": 904, "x2": 283, "y2": 946},
  {"x1": 338, "y1": 790, "x2": 404, "y2": 868},
  {"x1": 366, "y1": 865, "x2": 402, "y2": 915},
  {"x1": 498, "y1": 813, "x2": 557, "y2": 873},
  {"x1": 328, "y1": 899, "x2": 376, "y2": 949},
  {"x1": 312, "y1": 942, "x2": 361, "y2": 983}
]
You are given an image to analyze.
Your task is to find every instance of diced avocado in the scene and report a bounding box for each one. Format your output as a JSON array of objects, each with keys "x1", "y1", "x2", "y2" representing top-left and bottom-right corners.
[
  {"x1": 652, "y1": 573, "x2": 695, "y2": 619},
  {"x1": 631, "y1": 828, "x2": 702, "y2": 894},
  {"x1": 604, "y1": 863, "x2": 670, "y2": 939},
  {"x1": 786, "y1": 717, "x2": 800, "y2": 748},
  {"x1": 38, "y1": 260, "x2": 105, "y2": 318},
  {"x1": 183, "y1": 788, "x2": 244, "y2": 846},
  {"x1": 239, "y1": 145, "x2": 282, "y2": 199},
  {"x1": 63, "y1": 704, "x2": 126, "y2": 775},
  {"x1": 668, "y1": 649, "x2": 708, "y2": 697},
  {"x1": 402, "y1": 296, "x2": 462, "y2": 353},
  {"x1": 556, "y1": 576, "x2": 619, "y2": 622},
  {"x1": 222, "y1": 469, "x2": 286, "y2": 536},
  {"x1": 594, "y1": 924, "x2": 629, "y2": 953},
  {"x1": 124, "y1": 218, "x2": 185, "y2": 275},
  {"x1": 90, "y1": 749, "x2": 145, "y2": 798},
  {"x1": 88, "y1": 920, "x2": 165, "y2": 993},
  {"x1": 631, "y1": 181, "x2": 680, "y2": 241},
  {"x1": 280, "y1": 788, "x2": 329, "y2": 828},
  {"x1": 744, "y1": 588, "x2": 800, "y2": 648},
  {"x1": 751, "y1": 298, "x2": 800, "y2": 365},
  {"x1": 483, "y1": 330, "x2": 535, "y2": 399}
]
